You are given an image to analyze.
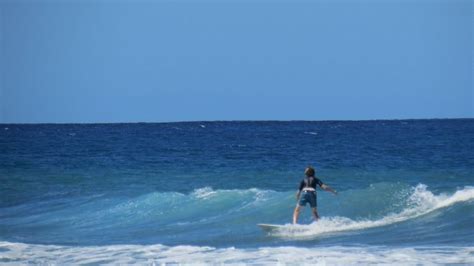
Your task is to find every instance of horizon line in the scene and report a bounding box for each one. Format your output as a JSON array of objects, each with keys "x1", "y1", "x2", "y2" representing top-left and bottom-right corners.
[{"x1": 1, "y1": 117, "x2": 473, "y2": 125}]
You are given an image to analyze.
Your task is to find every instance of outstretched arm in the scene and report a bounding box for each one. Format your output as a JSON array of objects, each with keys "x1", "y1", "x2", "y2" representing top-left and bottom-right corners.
[{"x1": 321, "y1": 184, "x2": 338, "y2": 195}]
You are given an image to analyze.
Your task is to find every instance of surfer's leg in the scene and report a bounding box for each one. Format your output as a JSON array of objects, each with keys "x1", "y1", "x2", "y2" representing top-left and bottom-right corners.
[
  {"x1": 293, "y1": 206, "x2": 302, "y2": 224},
  {"x1": 311, "y1": 208, "x2": 320, "y2": 221},
  {"x1": 309, "y1": 193, "x2": 319, "y2": 221}
]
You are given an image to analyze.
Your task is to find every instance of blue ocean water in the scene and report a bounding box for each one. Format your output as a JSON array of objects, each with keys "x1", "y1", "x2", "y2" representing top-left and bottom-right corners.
[{"x1": 1, "y1": 120, "x2": 473, "y2": 264}]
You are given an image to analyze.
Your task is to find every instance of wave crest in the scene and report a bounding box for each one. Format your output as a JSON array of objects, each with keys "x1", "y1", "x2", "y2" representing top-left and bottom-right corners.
[{"x1": 271, "y1": 184, "x2": 474, "y2": 238}]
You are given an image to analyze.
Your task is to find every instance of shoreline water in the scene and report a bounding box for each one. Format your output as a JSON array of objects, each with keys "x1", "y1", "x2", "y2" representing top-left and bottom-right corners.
[{"x1": 1, "y1": 241, "x2": 473, "y2": 265}]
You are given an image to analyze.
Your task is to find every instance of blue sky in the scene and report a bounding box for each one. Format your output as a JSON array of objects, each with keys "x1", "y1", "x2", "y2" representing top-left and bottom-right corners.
[{"x1": 1, "y1": 0, "x2": 472, "y2": 123}]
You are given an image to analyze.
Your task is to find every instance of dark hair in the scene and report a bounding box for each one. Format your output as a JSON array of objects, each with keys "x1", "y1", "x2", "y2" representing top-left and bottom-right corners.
[{"x1": 304, "y1": 166, "x2": 316, "y2": 177}]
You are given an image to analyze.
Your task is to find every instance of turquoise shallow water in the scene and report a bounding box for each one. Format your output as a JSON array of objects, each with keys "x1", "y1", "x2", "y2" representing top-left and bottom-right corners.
[{"x1": 1, "y1": 120, "x2": 473, "y2": 264}]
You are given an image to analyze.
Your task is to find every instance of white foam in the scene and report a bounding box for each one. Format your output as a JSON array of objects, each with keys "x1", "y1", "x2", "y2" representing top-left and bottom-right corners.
[
  {"x1": 190, "y1": 187, "x2": 270, "y2": 201},
  {"x1": 0, "y1": 241, "x2": 472, "y2": 265},
  {"x1": 192, "y1": 187, "x2": 217, "y2": 199},
  {"x1": 274, "y1": 185, "x2": 474, "y2": 238}
]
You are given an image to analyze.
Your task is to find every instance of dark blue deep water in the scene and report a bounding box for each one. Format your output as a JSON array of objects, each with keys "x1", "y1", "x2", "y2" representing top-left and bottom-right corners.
[{"x1": 1, "y1": 120, "x2": 473, "y2": 264}]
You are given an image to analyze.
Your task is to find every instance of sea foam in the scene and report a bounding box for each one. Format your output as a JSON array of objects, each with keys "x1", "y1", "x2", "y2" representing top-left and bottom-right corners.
[{"x1": 0, "y1": 241, "x2": 472, "y2": 265}]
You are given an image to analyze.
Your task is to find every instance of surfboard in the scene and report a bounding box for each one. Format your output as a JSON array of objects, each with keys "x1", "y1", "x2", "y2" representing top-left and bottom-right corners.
[{"x1": 257, "y1": 223, "x2": 286, "y2": 232}]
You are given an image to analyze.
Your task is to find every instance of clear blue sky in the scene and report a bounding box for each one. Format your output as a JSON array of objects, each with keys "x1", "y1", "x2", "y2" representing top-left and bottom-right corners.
[{"x1": 1, "y1": 0, "x2": 472, "y2": 123}]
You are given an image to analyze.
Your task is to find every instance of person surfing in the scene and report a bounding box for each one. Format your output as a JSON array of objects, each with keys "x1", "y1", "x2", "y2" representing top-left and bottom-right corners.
[{"x1": 293, "y1": 166, "x2": 337, "y2": 224}]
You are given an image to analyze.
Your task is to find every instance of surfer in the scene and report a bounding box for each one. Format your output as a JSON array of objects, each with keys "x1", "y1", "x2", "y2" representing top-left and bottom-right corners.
[{"x1": 293, "y1": 166, "x2": 337, "y2": 224}]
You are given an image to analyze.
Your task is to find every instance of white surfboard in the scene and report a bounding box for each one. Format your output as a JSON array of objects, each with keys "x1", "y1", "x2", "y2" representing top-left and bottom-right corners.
[{"x1": 257, "y1": 223, "x2": 286, "y2": 232}]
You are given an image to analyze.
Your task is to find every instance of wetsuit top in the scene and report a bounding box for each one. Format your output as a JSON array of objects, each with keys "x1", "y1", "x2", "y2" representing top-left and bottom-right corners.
[{"x1": 298, "y1": 176, "x2": 324, "y2": 192}]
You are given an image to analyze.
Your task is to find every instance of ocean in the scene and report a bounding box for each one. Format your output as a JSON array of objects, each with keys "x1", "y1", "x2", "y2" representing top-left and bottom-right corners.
[{"x1": 1, "y1": 119, "x2": 473, "y2": 264}]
